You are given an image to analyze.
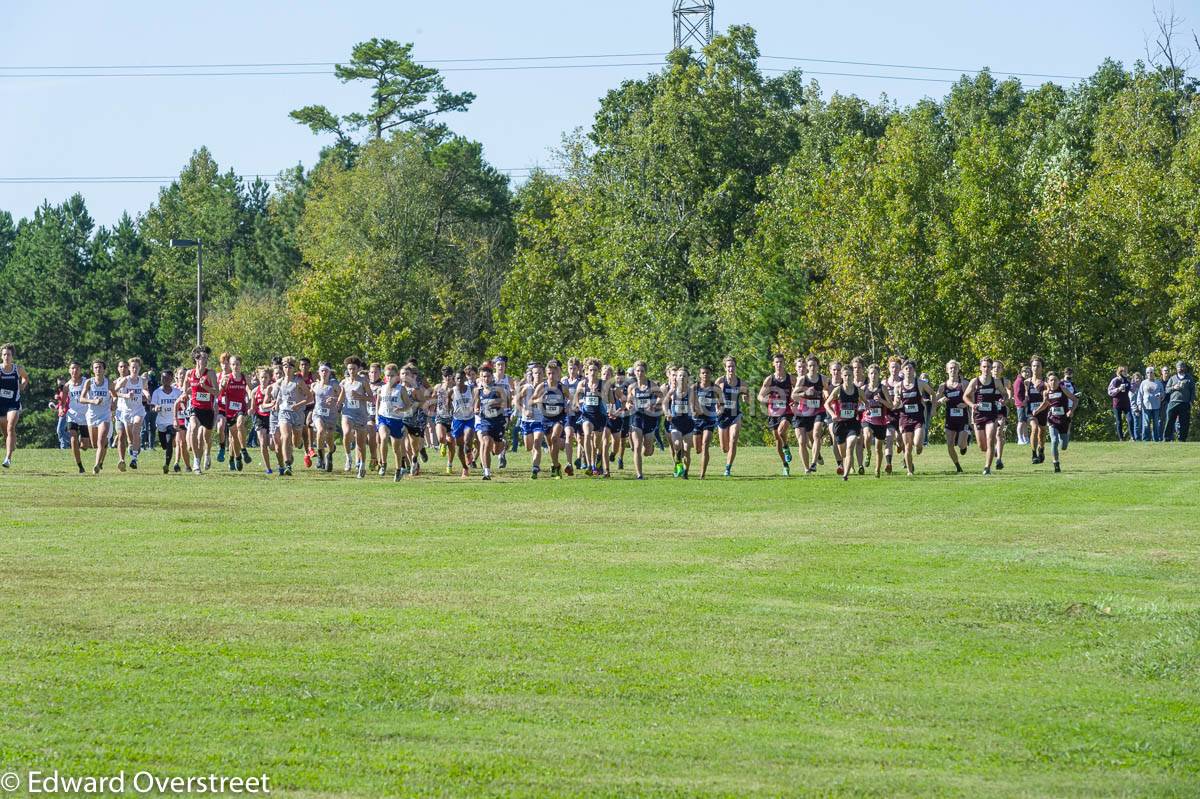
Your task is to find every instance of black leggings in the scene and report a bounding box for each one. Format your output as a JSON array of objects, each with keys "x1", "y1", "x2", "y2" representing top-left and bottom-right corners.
[{"x1": 158, "y1": 430, "x2": 174, "y2": 460}]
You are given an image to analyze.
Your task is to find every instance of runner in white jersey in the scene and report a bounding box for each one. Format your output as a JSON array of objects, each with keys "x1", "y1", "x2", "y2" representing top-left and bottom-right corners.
[
  {"x1": 516, "y1": 362, "x2": 547, "y2": 479},
  {"x1": 339, "y1": 356, "x2": 374, "y2": 479},
  {"x1": 561, "y1": 356, "x2": 583, "y2": 476},
  {"x1": 80, "y1": 359, "x2": 117, "y2": 474},
  {"x1": 447, "y1": 370, "x2": 476, "y2": 477},
  {"x1": 113, "y1": 356, "x2": 149, "y2": 472},
  {"x1": 63, "y1": 360, "x2": 91, "y2": 473},
  {"x1": 310, "y1": 361, "x2": 340, "y2": 473},
  {"x1": 272, "y1": 356, "x2": 311, "y2": 477},
  {"x1": 149, "y1": 370, "x2": 182, "y2": 474}
]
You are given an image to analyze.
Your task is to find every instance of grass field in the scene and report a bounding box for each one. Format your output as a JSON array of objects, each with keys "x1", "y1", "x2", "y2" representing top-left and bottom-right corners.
[{"x1": 1, "y1": 442, "x2": 1198, "y2": 797}]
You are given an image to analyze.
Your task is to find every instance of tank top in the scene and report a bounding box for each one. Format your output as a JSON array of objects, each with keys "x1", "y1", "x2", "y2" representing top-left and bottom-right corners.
[
  {"x1": 694, "y1": 385, "x2": 719, "y2": 417},
  {"x1": 253, "y1": 384, "x2": 270, "y2": 417},
  {"x1": 223, "y1": 374, "x2": 249, "y2": 413},
  {"x1": 0, "y1": 364, "x2": 21, "y2": 404},
  {"x1": 975, "y1": 377, "x2": 1000, "y2": 415},
  {"x1": 451, "y1": 386, "x2": 475, "y2": 421},
  {"x1": 766, "y1": 374, "x2": 792, "y2": 417},
  {"x1": 720, "y1": 378, "x2": 742, "y2": 417},
  {"x1": 66, "y1": 378, "x2": 88, "y2": 423},
  {"x1": 899, "y1": 382, "x2": 923, "y2": 423},
  {"x1": 863, "y1": 384, "x2": 887, "y2": 424},
  {"x1": 541, "y1": 382, "x2": 566, "y2": 421},
  {"x1": 1026, "y1": 377, "x2": 1045, "y2": 406},
  {"x1": 520, "y1": 383, "x2": 544, "y2": 422},
  {"x1": 368, "y1": 380, "x2": 384, "y2": 417},
  {"x1": 940, "y1": 381, "x2": 966, "y2": 421},
  {"x1": 376, "y1": 382, "x2": 404, "y2": 418},
  {"x1": 479, "y1": 387, "x2": 502, "y2": 420},
  {"x1": 1045, "y1": 388, "x2": 1071, "y2": 428},
  {"x1": 311, "y1": 381, "x2": 338, "y2": 419},
  {"x1": 835, "y1": 385, "x2": 860, "y2": 421},
  {"x1": 669, "y1": 387, "x2": 691, "y2": 418},
  {"x1": 188, "y1": 368, "x2": 215, "y2": 409},
  {"x1": 631, "y1": 382, "x2": 657, "y2": 415},
  {"x1": 118, "y1": 376, "x2": 145, "y2": 414},
  {"x1": 432, "y1": 384, "x2": 452, "y2": 419},
  {"x1": 580, "y1": 381, "x2": 605, "y2": 415},
  {"x1": 798, "y1": 375, "x2": 824, "y2": 416},
  {"x1": 87, "y1": 377, "x2": 112, "y2": 419},
  {"x1": 275, "y1": 377, "x2": 304, "y2": 413},
  {"x1": 340, "y1": 377, "x2": 368, "y2": 418}
]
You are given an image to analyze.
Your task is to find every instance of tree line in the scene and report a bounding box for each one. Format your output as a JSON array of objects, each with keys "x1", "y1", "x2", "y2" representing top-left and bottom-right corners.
[{"x1": 2, "y1": 26, "x2": 1198, "y2": 445}]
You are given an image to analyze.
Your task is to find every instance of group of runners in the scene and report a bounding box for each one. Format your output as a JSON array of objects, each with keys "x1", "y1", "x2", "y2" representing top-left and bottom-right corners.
[{"x1": 1, "y1": 343, "x2": 1080, "y2": 480}]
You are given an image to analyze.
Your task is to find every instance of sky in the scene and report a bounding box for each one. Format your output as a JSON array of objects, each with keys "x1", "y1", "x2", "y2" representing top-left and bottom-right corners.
[{"x1": 0, "y1": 0, "x2": 1191, "y2": 226}]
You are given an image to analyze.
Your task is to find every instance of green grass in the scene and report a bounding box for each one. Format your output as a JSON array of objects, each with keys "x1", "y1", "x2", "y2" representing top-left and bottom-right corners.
[{"x1": 1, "y1": 442, "x2": 1198, "y2": 797}]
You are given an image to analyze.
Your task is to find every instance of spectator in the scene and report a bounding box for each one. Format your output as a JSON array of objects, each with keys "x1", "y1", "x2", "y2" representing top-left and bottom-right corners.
[
  {"x1": 1107, "y1": 366, "x2": 1134, "y2": 441},
  {"x1": 1138, "y1": 367, "x2": 1165, "y2": 441},
  {"x1": 49, "y1": 378, "x2": 70, "y2": 449},
  {"x1": 1164, "y1": 361, "x2": 1195, "y2": 442},
  {"x1": 1062, "y1": 368, "x2": 1077, "y2": 396},
  {"x1": 1129, "y1": 372, "x2": 1143, "y2": 441},
  {"x1": 1013, "y1": 365, "x2": 1030, "y2": 446},
  {"x1": 1159, "y1": 365, "x2": 1172, "y2": 439}
]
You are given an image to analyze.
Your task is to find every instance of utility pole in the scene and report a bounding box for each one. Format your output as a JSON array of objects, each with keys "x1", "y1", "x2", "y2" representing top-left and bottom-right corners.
[
  {"x1": 169, "y1": 238, "x2": 204, "y2": 347},
  {"x1": 673, "y1": 1, "x2": 714, "y2": 51}
]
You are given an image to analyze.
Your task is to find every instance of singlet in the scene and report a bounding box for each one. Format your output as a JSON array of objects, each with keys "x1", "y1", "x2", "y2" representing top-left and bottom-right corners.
[
  {"x1": 376, "y1": 383, "x2": 405, "y2": 419},
  {"x1": 863, "y1": 384, "x2": 888, "y2": 424},
  {"x1": 798, "y1": 375, "x2": 825, "y2": 416},
  {"x1": 222, "y1": 374, "x2": 249, "y2": 414},
  {"x1": 0, "y1": 364, "x2": 21, "y2": 405},
  {"x1": 1045, "y1": 388, "x2": 1071, "y2": 428},
  {"x1": 479, "y1": 386, "x2": 503, "y2": 421},
  {"x1": 540, "y1": 381, "x2": 566, "y2": 422},
  {"x1": 340, "y1": 377, "x2": 369, "y2": 420},
  {"x1": 719, "y1": 377, "x2": 742, "y2": 417},
  {"x1": 580, "y1": 380, "x2": 606, "y2": 415},
  {"x1": 66, "y1": 378, "x2": 88, "y2": 424},
  {"x1": 669, "y1": 386, "x2": 692, "y2": 419},
  {"x1": 975, "y1": 376, "x2": 1000, "y2": 416},
  {"x1": 368, "y1": 380, "x2": 384, "y2": 417},
  {"x1": 432, "y1": 384, "x2": 452, "y2": 420},
  {"x1": 835, "y1": 384, "x2": 860, "y2": 421},
  {"x1": 311, "y1": 381, "x2": 339, "y2": 419},
  {"x1": 562, "y1": 376, "x2": 582, "y2": 415},
  {"x1": 451, "y1": 386, "x2": 475, "y2": 421},
  {"x1": 1026, "y1": 377, "x2": 1045, "y2": 407},
  {"x1": 275, "y1": 377, "x2": 304, "y2": 413},
  {"x1": 150, "y1": 387, "x2": 181, "y2": 430},
  {"x1": 253, "y1": 384, "x2": 271, "y2": 418},
  {"x1": 631, "y1": 382, "x2": 657, "y2": 415},
  {"x1": 188, "y1": 368, "x2": 215, "y2": 410},
  {"x1": 899, "y1": 382, "x2": 923, "y2": 423},
  {"x1": 766, "y1": 374, "x2": 792, "y2": 417},
  {"x1": 86, "y1": 377, "x2": 112, "y2": 420},
  {"x1": 519, "y1": 383, "x2": 544, "y2": 422},
  {"x1": 940, "y1": 381, "x2": 966, "y2": 421},
  {"x1": 118, "y1": 376, "x2": 145, "y2": 414},
  {"x1": 694, "y1": 384, "x2": 719, "y2": 418}
]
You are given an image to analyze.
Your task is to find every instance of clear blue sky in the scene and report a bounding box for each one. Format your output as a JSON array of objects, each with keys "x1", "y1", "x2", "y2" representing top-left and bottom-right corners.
[{"x1": 0, "y1": 0, "x2": 1188, "y2": 225}]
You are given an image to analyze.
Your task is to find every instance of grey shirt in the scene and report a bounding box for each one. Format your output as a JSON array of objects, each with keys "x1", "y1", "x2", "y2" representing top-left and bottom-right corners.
[{"x1": 1165, "y1": 374, "x2": 1196, "y2": 407}]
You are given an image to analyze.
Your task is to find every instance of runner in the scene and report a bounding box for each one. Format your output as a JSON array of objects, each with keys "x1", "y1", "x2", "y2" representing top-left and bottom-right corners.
[
  {"x1": 895, "y1": 360, "x2": 933, "y2": 476},
  {"x1": 219, "y1": 355, "x2": 251, "y2": 472},
  {"x1": 691, "y1": 365, "x2": 725, "y2": 479},
  {"x1": 475, "y1": 364, "x2": 510, "y2": 481},
  {"x1": 63, "y1": 360, "x2": 91, "y2": 473},
  {"x1": 273, "y1": 356, "x2": 311, "y2": 477},
  {"x1": 826, "y1": 366, "x2": 863, "y2": 481},
  {"x1": 399, "y1": 365, "x2": 427, "y2": 477},
  {"x1": 533, "y1": 360, "x2": 569, "y2": 479},
  {"x1": 883, "y1": 356, "x2": 904, "y2": 474},
  {"x1": 790, "y1": 356, "x2": 826, "y2": 474},
  {"x1": 849, "y1": 356, "x2": 868, "y2": 471},
  {"x1": 562, "y1": 357, "x2": 583, "y2": 476},
  {"x1": 933, "y1": 360, "x2": 970, "y2": 473},
  {"x1": 1026, "y1": 356, "x2": 1048, "y2": 465},
  {"x1": 964, "y1": 357, "x2": 1003, "y2": 475},
  {"x1": 429, "y1": 366, "x2": 456, "y2": 475},
  {"x1": 112, "y1": 356, "x2": 149, "y2": 472},
  {"x1": 111, "y1": 359, "x2": 128, "y2": 452},
  {"x1": 80, "y1": 359, "x2": 116, "y2": 474},
  {"x1": 758, "y1": 354, "x2": 794, "y2": 475},
  {"x1": 0, "y1": 344, "x2": 30, "y2": 469},
  {"x1": 310, "y1": 362, "x2": 340, "y2": 473},
  {"x1": 716, "y1": 355, "x2": 747, "y2": 477},
  {"x1": 297, "y1": 357, "x2": 316, "y2": 468},
  {"x1": 991, "y1": 360, "x2": 1013, "y2": 470},
  {"x1": 183, "y1": 346, "x2": 218, "y2": 474},
  {"x1": 861, "y1": 363, "x2": 893, "y2": 478},
  {"x1": 1014, "y1": 364, "x2": 1032, "y2": 446},
  {"x1": 516, "y1": 362, "x2": 547, "y2": 479},
  {"x1": 493, "y1": 355, "x2": 513, "y2": 469},
  {"x1": 664, "y1": 365, "x2": 694, "y2": 479},
  {"x1": 449, "y1": 370, "x2": 476, "y2": 477},
  {"x1": 1031, "y1": 371, "x2": 1077, "y2": 472},
  {"x1": 250, "y1": 366, "x2": 275, "y2": 475},
  {"x1": 171, "y1": 367, "x2": 191, "y2": 474},
  {"x1": 625, "y1": 360, "x2": 661, "y2": 480},
  {"x1": 149, "y1": 370, "x2": 181, "y2": 474},
  {"x1": 573, "y1": 358, "x2": 613, "y2": 476},
  {"x1": 214, "y1": 351, "x2": 232, "y2": 463}
]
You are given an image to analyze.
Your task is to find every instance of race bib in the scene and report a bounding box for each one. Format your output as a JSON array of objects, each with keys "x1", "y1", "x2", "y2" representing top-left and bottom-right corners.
[
  {"x1": 367, "y1": 403, "x2": 377, "y2": 415},
  {"x1": 195, "y1": 392, "x2": 211, "y2": 403},
  {"x1": 228, "y1": 401, "x2": 242, "y2": 411},
  {"x1": 544, "y1": 403, "x2": 560, "y2": 414},
  {"x1": 584, "y1": 396, "x2": 599, "y2": 407},
  {"x1": 904, "y1": 404, "x2": 919, "y2": 414},
  {"x1": 158, "y1": 403, "x2": 173, "y2": 413},
  {"x1": 1051, "y1": 407, "x2": 1066, "y2": 417},
  {"x1": 345, "y1": 399, "x2": 361, "y2": 409},
  {"x1": 1049, "y1": 392, "x2": 1062, "y2": 400},
  {"x1": 867, "y1": 407, "x2": 883, "y2": 419},
  {"x1": 978, "y1": 401, "x2": 993, "y2": 412},
  {"x1": 0, "y1": 389, "x2": 12, "y2": 399},
  {"x1": 805, "y1": 399, "x2": 821, "y2": 409},
  {"x1": 949, "y1": 407, "x2": 964, "y2": 417},
  {"x1": 839, "y1": 408, "x2": 855, "y2": 419},
  {"x1": 316, "y1": 406, "x2": 331, "y2": 417},
  {"x1": 770, "y1": 399, "x2": 786, "y2": 412},
  {"x1": 672, "y1": 402, "x2": 690, "y2": 414}
]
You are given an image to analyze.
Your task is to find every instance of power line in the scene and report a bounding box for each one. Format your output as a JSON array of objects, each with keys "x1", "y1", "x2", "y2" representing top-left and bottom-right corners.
[
  {"x1": 0, "y1": 167, "x2": 565, "y2": 185},
  {"x1": 0, "y1": 62, "x2": 669, "y2": 78},
  {"x1": 761, "y1": 55, "x2": 1085, "y2": 82},
  {"x1": 0, "y1": 52, "x2": 666, "y2": 70}
]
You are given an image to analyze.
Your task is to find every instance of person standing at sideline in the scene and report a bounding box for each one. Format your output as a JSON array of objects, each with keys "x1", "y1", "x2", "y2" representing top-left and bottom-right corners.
[
  {"x1": 51, "y1": 378, "x2": 70, "y2": 449},
  {"x1": 1107, "y1": 366, "x2": 1133, "y2": 441},
  {"x1": 1164, "y1": 362, "x2": 1195, "y2": 442},
  {"x1": 1138, "y1": 367, "x2": 1165, "y2": 442},
  {"x1": 1129, "y1": 371, "x2": 1144, "y2": 442}
]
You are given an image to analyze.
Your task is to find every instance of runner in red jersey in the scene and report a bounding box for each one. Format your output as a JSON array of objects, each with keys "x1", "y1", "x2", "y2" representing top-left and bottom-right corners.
[
  {"x1": 219, "y1": 355, "x2": 251, "y2": 472},
  {"x1": 185, "y1": 346, "x2": 219, "y2": 474},
  {"x1": 895, "y1": 360, "x2": 934, "y2": 476},
  {"x1": 298, "y1": 357, "x2": 316, "y2": 467},
  {"x1": 860, "y1": 363, "x2": 894, "y2": 478},
  {"x1": 214, "y1": 351, "x2": 231, "y2": 463}
]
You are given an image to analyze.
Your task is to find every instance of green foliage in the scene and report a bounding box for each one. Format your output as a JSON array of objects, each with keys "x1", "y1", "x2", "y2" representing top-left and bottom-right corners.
[{"x1": 203, "y1": 289, "x2": 297, "y2": 369}]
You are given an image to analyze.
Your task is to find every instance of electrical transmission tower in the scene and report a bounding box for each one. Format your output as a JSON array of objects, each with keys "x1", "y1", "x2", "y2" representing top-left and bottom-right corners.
[{"x1": 673, "y1": 1, "x2": 714, "y2": 51}]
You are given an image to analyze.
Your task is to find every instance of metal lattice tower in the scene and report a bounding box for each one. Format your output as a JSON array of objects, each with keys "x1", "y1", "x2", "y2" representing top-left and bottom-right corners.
[{"x1": 673, "y1": 1, "x2": 714, "y2": 51}]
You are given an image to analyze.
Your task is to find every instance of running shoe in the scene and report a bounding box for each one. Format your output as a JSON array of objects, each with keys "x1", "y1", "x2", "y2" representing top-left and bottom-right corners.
[
  {"x1": 130, "y1": 458, "x2": 138, "y2": 470},
  {"x1": 617, "y1": 457, "x2": 624, "y2": 471},
  {"x1": 564, "y1": 464, "x2": 574, "y2": 477},
  {"x1": 552, "y1": 465, "x2": 561, "y2": 479},
  {"x1": 782, "y1": 465, "x2": 790, "y2": 476},
  {"x1": 1054, "y1": 462, "x2": 1061, "y2": 473},
  {"x1": 636, "y1": 474, "x2": 645, "y2": 480},
  {"x1": 325, "y1": 459, "x2": 334, "y2": 473},
  {"x1": 93, "y1": 464, "x2": 101, "y2": 475},
  {"x1": 680, "y1": 468, "x2": 688, "y2": 480},
  {"x1": 420, "y1": 448, "x2": 428, "y2": 463},
  {"x1": 118, "y1": 459, "x2": 126, "y2": 472},
  {"x1": 955, "y1": 462, "x2": 963, "y2": 473},
  {"x1": 394, "y1": 469, "x2": 403, "y2": 482},
  {"x1": 411, "y1": 462, "x2": 420, "y2": 477},
  {"x1": 173, "y1": 463, "x2": 181, "y2": 473},
  {"x1": 316, "y1": 454, "x2": 325, "y2": 471},
  {"x1": 836, "y1": 466, "x2": 843, "y2": 476},
  {"x1": 482, "y1": 471, "x2": 492, "y2": 481},
  {"x1": 265, "y1": 468, "x2": 274, "y2": 475},
  {"x1": 204, "y1": 455, "x2": 211, "y2": 470},
  {"x1": 304, "y1": 450, "x2": 313, "y2": 468},
  {"x1": 446, "y1": 463, "x2": 453, "y2": 475},
  {"x1": 344, "y1": 456, "x2": 353, "y2": 472},
  {"x1": 531, "y1": 466, "x2": 539, "y2": 479},
  {"x1": 229, "y1": 459, "x2": 237, "y2": 472},
  {"x1": 243, "y1": 449, "x2": 252, "y2": 463},
  {"x1": 499, "y1": 452, "x2": 507, "y2": 469},
  {"x1": 217, "y1": 445, "x2": 225, "y2": 463},
  {"x1": 357, "y1": 463, "x2": 366, "y2": 479},
  {"x1": 673, "y1": 462, "x2": 684, "y2": 477},
  {"x1": 783, "y1": 447, "x2": 792, "y2": 464},
  {"x1": 378, "y1": 466, "x2": 387, "y2": 476},
  {"x1": 283, "y1": 465, "x2": 293, "y2": 476},
  {"x1": 816, "y1": 454, "x2": 824, "y2": 466},
  {"x1": 995, "y1": 458, "x2": 1005, "y2": 471},
  {"x1": 439, "y1": 443, "x2": 448, "y2": 458},
  {"x1": 842, "y1": 473, "x2": 849, "y2": 482},
  {"x1": 982, "y1": 467, "x2": 991, "y2": 476},
  {"x1": 857, "y1": 466, "x2": 865, "y2": 475},
  {"x1": 724, "y1": 465, "x2": 731, "y2": 477},
  {"x1": 1, "y1": 458, "x2": 8, "y2": 469},
  {"x1": 885, "y1": 462, "x2": 893, "y2": 475},
  {"x1": 162, "y1": 462, "x2": 169, "y2": 474}
]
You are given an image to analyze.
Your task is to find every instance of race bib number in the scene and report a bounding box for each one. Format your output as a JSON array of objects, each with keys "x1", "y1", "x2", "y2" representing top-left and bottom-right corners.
[
  {"x1": 345, "y1": 399, "x2": 361, "y2": 409},
  {"x1": 0, "y1": 389, "x2": 12, "y2": 399},
  {"x1": 228, "y1": 401, "x2": 242, "y2": 411},
  {"x1": 316, "y1": 406, "x2": 331, "y2": 417},
  {"x1": 1051, "y1": 407, "x2": 1066, "y2": 417},
  {"x1": 978, "y1": 401, "x2": 993, "y2": 412},
  {"x1": 195, "y1": 392, "x2": 211, "y2": 403},
  {"x1": 544, "y1": 403, "x2": 560, "y2": 414},
  {"x1": 672, "y1": 402, "x2": 690, "y2": 414},
  {"x1": 839, "y1": 408, "x2": 855, "y2": 419},
  {"x1": 949, "y1": 407, "x2": 964, "y2": 417},
  {"x1": 367, "y1": 403, "x2": 377, "y2": 415},
  {"x1": 904, "y1": 404, "x2": 919, "y2": 414},
  {"x1": 805, "y1": 399, "x2": 821, "y2": 409},
  {"x1": 158, "y1": 403, "x2": 173, "y2": 413},
  {"x1": 867, "y1": 407, "x2": 883, "y2": 419},
  {"x1": 769, "y1": 398, "x2": 786, "y2": 413}
]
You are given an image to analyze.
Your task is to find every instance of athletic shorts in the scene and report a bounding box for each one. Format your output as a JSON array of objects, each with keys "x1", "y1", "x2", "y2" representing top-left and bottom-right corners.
[
  {"x1": 403, "y1": 420, "x2": 423, "y2": 437},
  {"x1": 945, "y1": 409, "x2": 968, "y2": 432},
  {"x1": 254, "y1": 414, "x2": 270, "y2": 431},
  {"x1": 888, "y1": 411, "x2": 901, "y2": 431},
  {"x1": 542, "y1": 415, "x2": 566, "y2": 432},
  {"x1": 793, "y1": 414, "x2": 818, "y2": 432},
  {"x1": 451, "y1": 418, "x2": 475, "y2": 439},
  {"x1": 668, "y1": 415, "x2": 694, "y2": 436},
  {"x1": 632, "y1": 412, "x2": 659, "y2": 436},
  {"x1": 692, "y1": 415, "x2": 717, "y2": 433},
  {"x1": 434, "y1": 416, "x2": 453, "y2": 429},
  {"x1": 278, "y1": 409, "x2": 303, "y2": 429},
  {"x1": 865, "y1": 422, "x2": 890, "y2": 439},
  {"x1": 0, "y1": 399, "x2": 19, "y2": 415},
  {"x1": 118, "y1": 409, "x2": 145, "y2": 425},
  {"x1": 342, "y1": 412, "x2": 370, "y2": 429},
  {"x1": 900, "y1": 417, "x2": 922, "y2": 433},
  {"x1": 767, "y1": 414, "x2": 789, "y2": 431},
  {"x1": 833, "y1": 420, "x2": 862, "y2": 443},
  {"x1": 478, "y1": 418, "x2": 506, "y2": 440},
  {"x1": 605, "y1": 414, "x2": 624, "y2": 433},
  {"x1": 520, "y1": 420, "x2": 544, "y2": 437},
  {"x1": 580, "y1": 410, "x2": 607, "y2": 430},
  {"x1": 377, "y1": 415, "x2": 408, "y2": 439},
  {"x1": 190, "y1": 407, "x2": 215, "y2": 429},
  {"x1": 717, "y1": 413, "x2": 741, "y2": 429},
  {"x1": 68, "y1": 421, "x2": 89, "y2": 435}
]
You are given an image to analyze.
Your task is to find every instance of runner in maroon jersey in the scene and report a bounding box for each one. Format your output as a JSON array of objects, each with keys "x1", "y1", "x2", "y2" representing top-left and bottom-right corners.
[
  {"x1": 849, "y1": 356, "x2": 868, "y2": 471},
  {"x1": 825, "y1": 367, "x2": 863, "y2": 481},
  {"x1": 883, "y1": 355, "x2": 904, "y2": 474},
  {"x1": 1026, "y1": 355, "x2": 1048, "y2": 465},
  {"x1": 1031, "y1": 371, "x2": 1077, "y2": 472},
  {"x1": 933, "y1": 359, "x2": 969, "y2": 473},
  {"x1": 789, "y1": 355, "x2": 826, "y2": 475},
  {"x1": 964, "y1": 356, "x2": 1002, "y2": 475},
  {"x1": 184, "y1": 346, "x2": 218, "y2": 474},
  {"x1": 894, "y1": 360, "x2": 934, "y2": 476},
  {"x1": 757, "y1": 354, "x2": 794, "y2": 475},
  {"x1": 991, "y1": 359, "x2": 1013, "y2": 470},
  {"x1": 214, "y1": 351, "x2": 232, "y2": 464},
  {"x1": 218, "y1": 355, "x2": 251, "y2": 472},
  {"x1": 860, "y1": 363, "x2": 893, "y2": 478}
]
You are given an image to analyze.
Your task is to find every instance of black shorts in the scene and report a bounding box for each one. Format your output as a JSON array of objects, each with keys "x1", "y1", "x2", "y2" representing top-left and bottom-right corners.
[
  {"x1": 668, "y1": 415, "x2": 694, "y2": 436},
  {"x1": 767, "y1": 414, "x2": 790, "y2": 431},
  {"x1": 190, "y1": 407, "x2": 215, "y2": 429},
  {"x1": 793, "y1": 414, "x2": 817, "y2": 432},
  {"x1": 865, "y1": 422, "x2": 890, "y2": 439},
  {"x1": 254, "y1": 414, "x2": 270, "y2": 431},
  {"x1": 0, "y1": 400, "x2": 19, "y2": 415},
  {"x1": 833, "y1": 420, "x2": 862, "y2": 443},
  {"x1": 68, "y1": 421, "x2": 89, "y2": 435}
]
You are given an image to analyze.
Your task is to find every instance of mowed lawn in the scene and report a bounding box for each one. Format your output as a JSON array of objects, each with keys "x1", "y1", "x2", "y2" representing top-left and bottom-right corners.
[{"x1": 0, "y1": 443, "x2": 1197, "y2": 797}]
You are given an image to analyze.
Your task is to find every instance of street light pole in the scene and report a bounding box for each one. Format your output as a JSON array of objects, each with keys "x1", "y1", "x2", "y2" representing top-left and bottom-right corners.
[{"x1": 169, "y1": 238, "x2": 203, "y2": 348}]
